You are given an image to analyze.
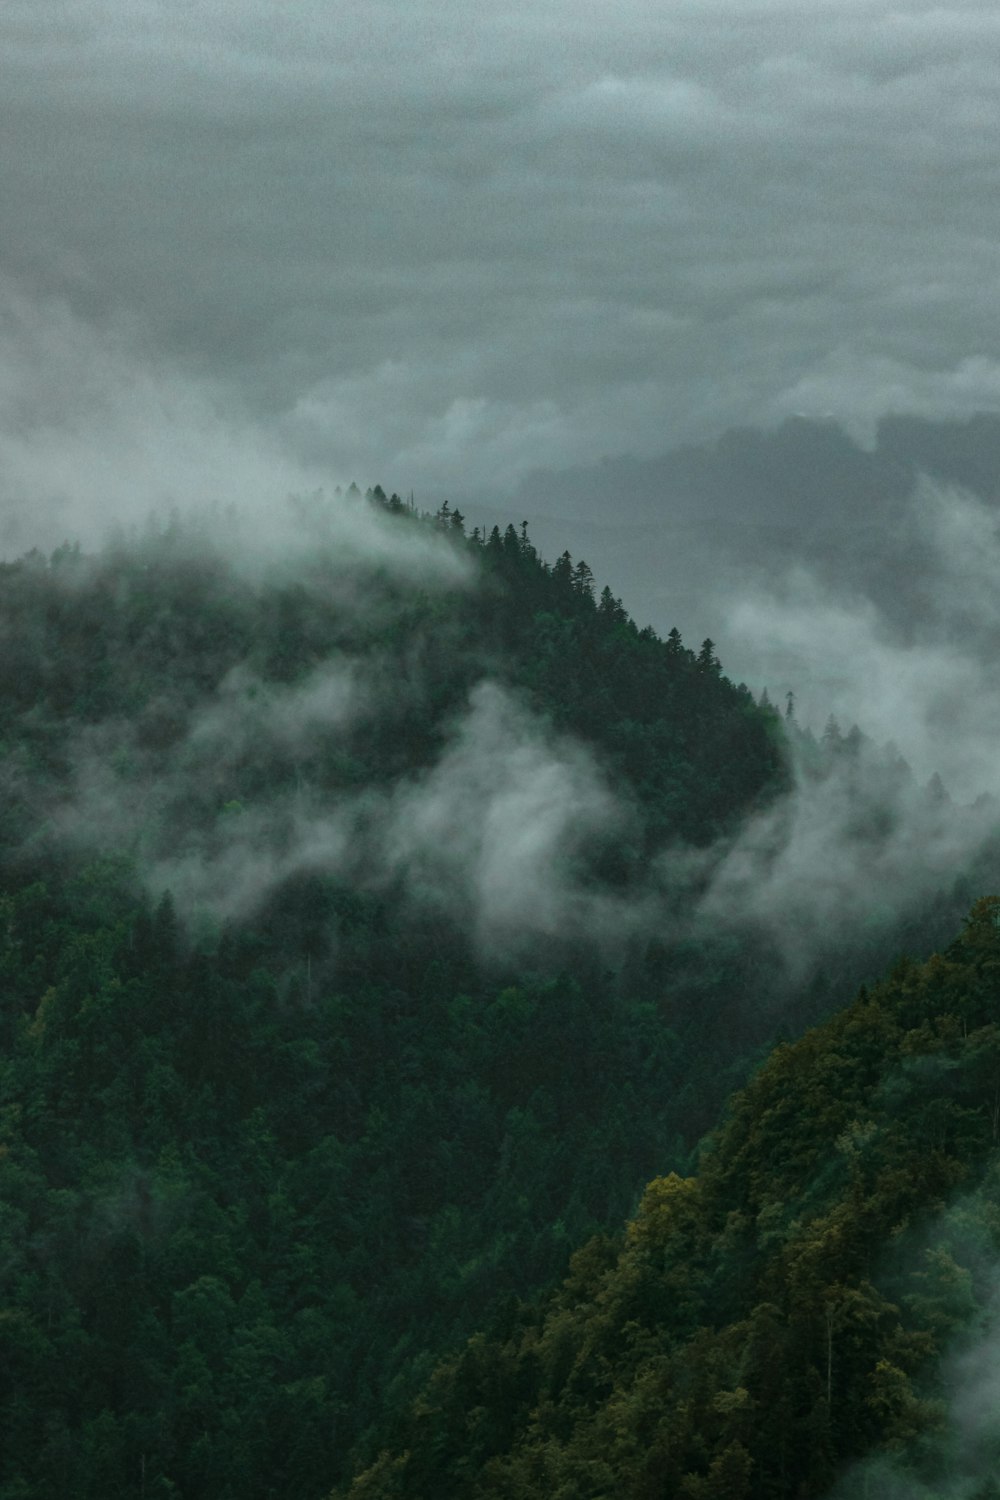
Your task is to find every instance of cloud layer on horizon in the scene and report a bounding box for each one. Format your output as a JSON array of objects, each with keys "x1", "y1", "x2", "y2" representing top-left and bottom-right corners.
[{"x1": 3, "y1": 0, "x2": 1000, "y2": 514}]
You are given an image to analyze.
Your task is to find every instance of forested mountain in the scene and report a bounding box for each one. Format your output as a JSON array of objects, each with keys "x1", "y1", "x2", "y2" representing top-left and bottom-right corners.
[{"x1": 0, "y1": 491, "x2": 996, "y2": 1498}]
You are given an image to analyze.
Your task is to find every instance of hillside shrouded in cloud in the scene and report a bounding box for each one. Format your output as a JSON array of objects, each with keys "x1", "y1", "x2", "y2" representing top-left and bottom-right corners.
[
  {"x1": 4, "y1": 0, "x2": 1000, "y2": 519},
  {"x1": 9, "y1": 9, "x2": 1000, "y2": 1497},
  {"x1": 500, "y1": 416, "x2": 1000, "y2": 806},
  {"x1": 8, "y1": 0, "x2": 1000, "y2": 1007},
  {"x1": 2, "y1": 504, "x2": 993, "y2": 1007},
  {"x1": 8, "y1": 0, "x2": 1000, "y2": 1090}
]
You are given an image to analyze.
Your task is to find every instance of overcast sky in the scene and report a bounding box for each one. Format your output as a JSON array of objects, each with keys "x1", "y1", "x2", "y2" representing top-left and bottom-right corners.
[{"x1": 3, "y1": 0, "x2": 1000, "y2": 530}]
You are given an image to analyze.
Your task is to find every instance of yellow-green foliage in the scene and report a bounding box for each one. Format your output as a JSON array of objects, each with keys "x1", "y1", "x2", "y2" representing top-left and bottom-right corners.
[{"x1": 337, "y1": 899, "x2": 1000, "y2": 1498}]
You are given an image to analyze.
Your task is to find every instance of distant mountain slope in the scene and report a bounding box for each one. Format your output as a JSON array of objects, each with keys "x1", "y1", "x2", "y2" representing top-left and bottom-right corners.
[
  {"x1": 488, "y1": 413, "x2": 1000, "y2": 700},
  {"x1": 337, "y1": 898, "x2": 1000, "y2": 1500},
  {"x1": 515, "y1": 412, "x2": 1000, "y2": 529}
]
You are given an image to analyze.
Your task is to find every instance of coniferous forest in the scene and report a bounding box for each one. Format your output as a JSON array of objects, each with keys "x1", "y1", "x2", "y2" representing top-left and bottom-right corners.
[{"x1": 2, "y1": 490, "x2": 999, "y2": 1498}]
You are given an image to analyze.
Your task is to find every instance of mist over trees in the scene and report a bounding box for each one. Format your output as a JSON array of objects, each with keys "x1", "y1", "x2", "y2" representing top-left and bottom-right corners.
[
  {"x1": 0, "y1": 487, "x2": 998, "y2": 1497},
  {"x1": 487, "y1": 415, "x2": 1000, "y2": 800}
]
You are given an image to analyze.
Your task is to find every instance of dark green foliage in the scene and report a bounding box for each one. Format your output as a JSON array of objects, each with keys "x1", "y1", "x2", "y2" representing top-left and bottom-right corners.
[
  {"x1": 0, "y1": 503, "x2": 790, "y2": 1497},
  {"x1": 0, "y1": 499, "x2": 783, "y2": 860},
  {"x1": 0, "y1": 497, "x2": 994, "y2": 1498},
  {"x1": 338, "y1": 900, "x2": 1000, "y2": 1499},
  {"x1": 0, "y1": 865, "x2": 690, "y2": 1498}
]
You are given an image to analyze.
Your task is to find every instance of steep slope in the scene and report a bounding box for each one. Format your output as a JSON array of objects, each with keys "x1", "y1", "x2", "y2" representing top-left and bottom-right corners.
[{"x1": 338, "y1": 899, "x2": 1000, "y2": 1499}]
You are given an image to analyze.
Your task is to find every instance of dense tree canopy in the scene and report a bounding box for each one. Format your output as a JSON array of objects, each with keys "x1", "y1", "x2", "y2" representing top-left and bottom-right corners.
[
  {"x1": 0, "y1": 493, "x2": 995, "y2": 1497},
  {"x1": 337, "y1": 900, "x2": 1000, "y2": 1499}
]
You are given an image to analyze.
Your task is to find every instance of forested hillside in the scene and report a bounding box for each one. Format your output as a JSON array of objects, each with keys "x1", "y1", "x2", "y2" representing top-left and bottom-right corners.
[
  {"x1": 0, "y1": 491, "x2": 995, "y2": 1498},
  {"x1": 0, "y1": 494, "x2": 784, "y2": 1498},
  {"x1": 338, "y1": 898, "x2": 1000, "y2": 1499}
]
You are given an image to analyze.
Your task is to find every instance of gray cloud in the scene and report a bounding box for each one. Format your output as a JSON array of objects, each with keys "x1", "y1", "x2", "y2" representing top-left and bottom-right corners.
[
  {"x1": 684, "y1": 732, "x2": 999, "y2": 981},
  {"x1": 501, "y1": 429, "x2": 1000, "y2": 819},
  {"x1": 379, "y1": 680, "x2": 640, "y2": 956},
  {"x1": 720, "y1": 483, "x2": 1000, "y2": 798},
  {"x1": 0, "y1": 283, "x2": 331, "y2": 554},
  {"x1": 49, "y1": 614, "x2": 1000, "y2": 986},
  {"x1": 0, "y1": 284, "x2": 480, "y2": 582},
  {"x1": 4, "y1": 0, "x2": 1000, "y2": 506},
  {"x1": 647, "y1": 474, "x2": 1000, "y2": 980},
  {"x1": 184, "y1": 659, "x2": 371, "y2": 758},
  {"x1": 50, "y1": 659, "x2": 643, "y2": 959}
]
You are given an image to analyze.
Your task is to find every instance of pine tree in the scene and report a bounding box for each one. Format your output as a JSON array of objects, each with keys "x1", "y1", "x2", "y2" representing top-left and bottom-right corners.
[{"x1": 697, "y1": 639, "x2": 721, "y2": 674}]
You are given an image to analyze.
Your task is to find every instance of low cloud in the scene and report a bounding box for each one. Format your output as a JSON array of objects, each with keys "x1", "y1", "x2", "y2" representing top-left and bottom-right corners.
[
  {"x1": 770, "y1": 354, "x2": 1000, "y2": 447},
  {"x1": 186, "y1": 660, "x2": 368, "y2": 757},
  {"x1": 19, "y1": 463, "x2": 1000, "y2": 985},
  {"x1": 683, "y1": 730, "x2": 999, "y2": 981},
  {"x1": 683, "y1": 478, "x2": 1000, "y2": 979},
  {"x1": 721, "y1": 484, "x2": 1000, "y2": 800},
  {"x1": 48, "y1": 624, "x2": 1000, "y2": 987},
  {"x1": 380, "y1": 681, "x2": 640, "y2": 956},
  {"x1": 50, "y1": 665, "x2": 643, "y2": 960},
  {"x1": 0, "y1": 283, "x2": 475, "y2": 594},
  {"x1": 0, "y1": 283, "x2": 330, "y2": 557}
]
